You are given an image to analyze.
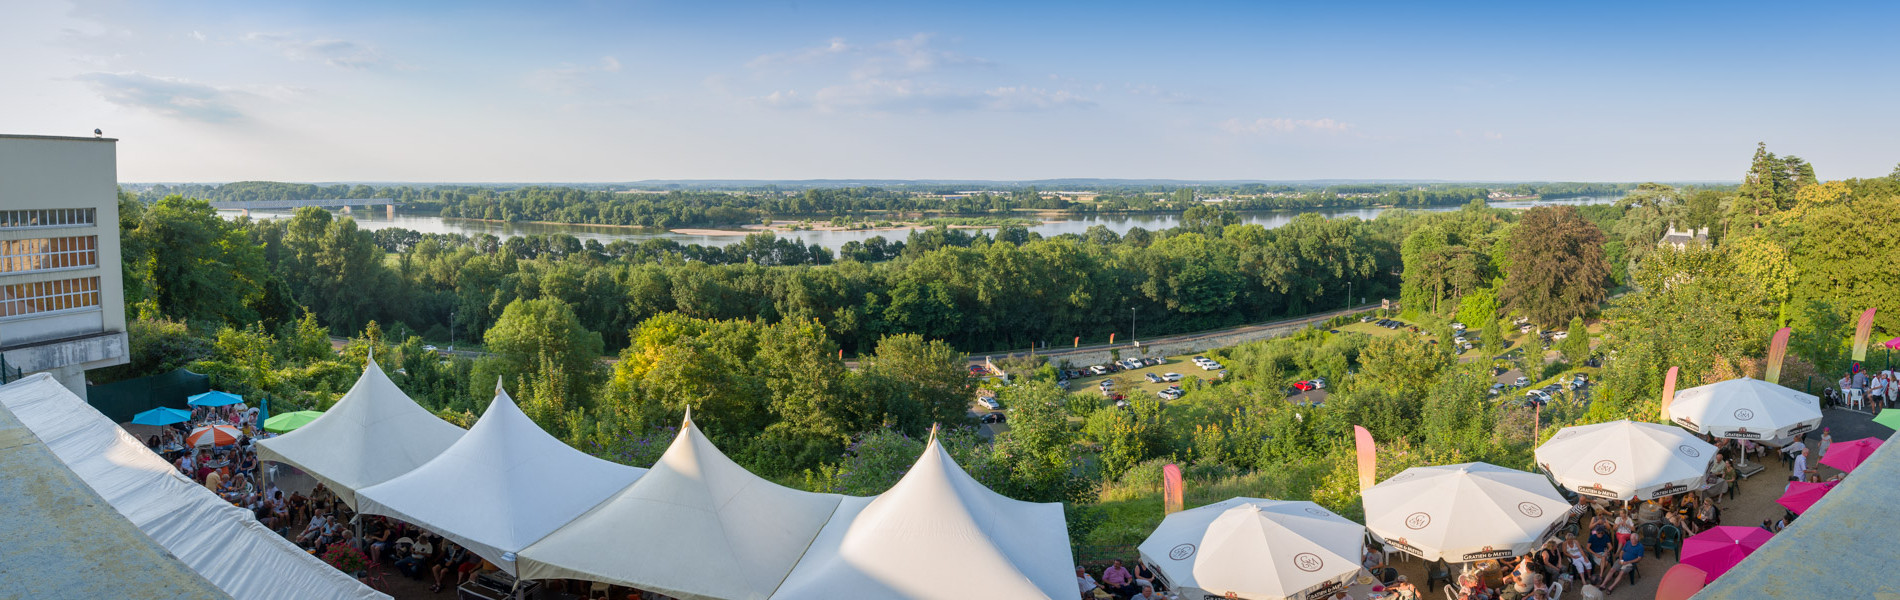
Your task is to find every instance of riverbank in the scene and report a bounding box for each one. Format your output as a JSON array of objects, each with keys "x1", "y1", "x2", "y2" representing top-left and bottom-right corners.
[{"x1": 673, "y1": 217, "x2": 1051, "y2": 237}]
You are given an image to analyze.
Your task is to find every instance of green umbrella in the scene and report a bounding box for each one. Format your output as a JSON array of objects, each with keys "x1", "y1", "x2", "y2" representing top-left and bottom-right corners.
[
  {"x1": 263, "y1": 410, "x2": 324, "y2": 433},
  {"x1": 1874, "y1": 408, "x2": 1900, "y2": 432}
]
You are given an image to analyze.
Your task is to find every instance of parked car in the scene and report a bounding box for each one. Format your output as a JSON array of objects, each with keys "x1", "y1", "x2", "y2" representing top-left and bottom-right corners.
[
  {"x1": 980, "y1": 412, "x2": 1007, "y2": 424},
  {"x1": 1310, "y1": 377, "x2": 1327, "y2": 389},
  {"x1": 1328, "y1": 329, "x2": 1339, "y2": 334},
  {"x1": 1524, "y1": 389, "x2": 1552, "y2": 407},
  {"x1": 1452, "y1": 322, "x2": 1466, "y2": 331},
  {"x1": 1293, "y1": 380, "x2": 1317, "y2": 392},
  {"x1": 1160, "y1": 372, "x2": 1183, "y2": 382},
  {"x1": 1199, "y1": 361, "x2": 1223, "y2": 371},
  {"x1": 1158, "y1": 389, "x2": 1183, "y2": 400},
  {"x1": 1514, "y1": 376, "x2": 1531, "y2": 387},
  {"x1": 1099, "y1": 380, "x2": 1114, "y2": 389},
  {"x1": 1089, "y1": 365, "x2": 1109, "y2": 375},
  {"x1": 978, "y1": 396, "x2": 1001, "y2": 410},
  {"x1": 1552, "y1": 331, "x2": 1570, "y2": 341},
  {"x1": 1056, "y1": 380, "x2": 1071, "y2": 390},
  {"x1": 1490, "y1": 383, "x2": 1507, "y2": 396}
]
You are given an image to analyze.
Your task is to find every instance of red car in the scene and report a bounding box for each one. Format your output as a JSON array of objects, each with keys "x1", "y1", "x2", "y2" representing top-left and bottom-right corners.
[{"x1": 1292, "y1": 380, "x2": 1317, "y2": 392}]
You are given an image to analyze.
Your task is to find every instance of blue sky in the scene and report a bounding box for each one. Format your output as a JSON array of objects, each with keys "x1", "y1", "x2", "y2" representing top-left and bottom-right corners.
[{"x1": 4, "y1": 0, "x2": 1897, "y2": 182}]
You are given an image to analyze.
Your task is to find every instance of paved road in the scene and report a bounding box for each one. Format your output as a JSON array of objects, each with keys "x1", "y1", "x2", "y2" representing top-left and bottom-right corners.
[{"x1": 963, "y1": 303, "x2": 1378, "y2": 367}]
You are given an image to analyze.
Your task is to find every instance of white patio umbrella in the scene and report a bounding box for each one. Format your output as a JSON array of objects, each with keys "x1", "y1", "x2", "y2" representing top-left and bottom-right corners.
[
  {"x1": 1138, "y1": 498, "x2": 1372, "y2": 600},
  {"x1": 1535, "y1": 420, "x2": 1719, "y2": 501},
  {"x1": 1667, "y1": 377, "x2": 1822, "y2": 441},
  {"x1": 1363, "y1": 463, "x2": 1570, "y2": 563}
]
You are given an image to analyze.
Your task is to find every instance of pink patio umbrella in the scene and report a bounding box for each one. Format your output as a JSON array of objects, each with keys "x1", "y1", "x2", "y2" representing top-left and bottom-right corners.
[
  {"x1": 1775, "y1": 480, "x2": 1839, "y2": 514},
  {"x1": 1820, "y1": 437, "x2": 1884, "y2": 473},
  {"x1": 1884, "y1": 337, "x2": 1900, "y2": 350},
  {"x1": 1679, "y1": 526, "x2": 1773, "y2": 584}
]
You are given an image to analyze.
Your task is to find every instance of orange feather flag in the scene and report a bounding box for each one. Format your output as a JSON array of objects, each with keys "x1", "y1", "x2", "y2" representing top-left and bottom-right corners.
[
  {"x1": 1852, "y1": 308, "x2": 1878, "y2": 362},
  {"x1": 1162, "y1": 463, "x2": 1183, "y2": 515},
  {"x1": 1353, "y1": 425, "x2": 1377, "y2": 495},
  {"x1": 1764, "y1": 327, "x2": 1792, "y2": 384},
  {"x1": 1660, "y1": 366, "x2": 1679, "y2": 421}
]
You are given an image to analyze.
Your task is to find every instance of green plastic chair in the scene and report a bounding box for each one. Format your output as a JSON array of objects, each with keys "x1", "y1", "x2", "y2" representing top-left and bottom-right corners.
[{"x1": 1657, "y1": 524, "x2": 1684, "y2": 561}]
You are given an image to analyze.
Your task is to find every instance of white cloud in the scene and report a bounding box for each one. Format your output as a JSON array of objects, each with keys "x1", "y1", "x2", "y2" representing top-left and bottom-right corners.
[
  {"x1": 756, "y1": 81, "x2": 1093, "y2": 114},
  {"x1": 243, "y1": 32, "x2": 389, "y2": 69},
  {"x1": 73, "y1": 72, "x2": 245, "y2": 122},
  {"x1": 747, "y1": 37, "x2": 852, "y2": 69},
  {"x1": 1221, "y1": 117, "x2": 1353, "y2": 135},
  {"x1": 527, "y1": 56, "x2": 625, "y2": 95}
]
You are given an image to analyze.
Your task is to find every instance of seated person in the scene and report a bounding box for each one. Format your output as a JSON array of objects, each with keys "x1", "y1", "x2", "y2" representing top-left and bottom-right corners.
[
  {"x1": 394, "y1": 533, "x2": 435, "y2": 578},
  {"x1": 1386, "y1": 575, "x2": 1420, "y2": 600},
  {"x1": 1130, "y1": 561, "x2": 1161, "y2": 591},
  {"x1": 364, "y1": 517, "x2": 394, "y2": 565},
  {"x1": 1100, "y1": 559, "x2": 1138, "y2": 597},
  {"x1": 1595, "y1": 533, "x2": 1643, "y2": 593},
  {"x1": 1131, "y1": 585, "x2": 1166, "y2": 600},
  {"x1": 296, "y1": 511, "x2": 331, "y2": 548},
  {"x1": 1076, "y1": 565, "x2": 1101, "y2": 599}
]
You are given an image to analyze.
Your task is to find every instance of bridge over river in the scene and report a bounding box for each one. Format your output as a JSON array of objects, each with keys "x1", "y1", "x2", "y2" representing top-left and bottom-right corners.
[{"x1": 208, "y1": 198, "x2": 397, "y2": 217}]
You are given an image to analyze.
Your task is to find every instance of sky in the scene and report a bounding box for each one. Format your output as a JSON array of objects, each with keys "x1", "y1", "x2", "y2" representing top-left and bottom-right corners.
[{"x1": 4, "y1": 0, "x2": 1898, "y2": 183}]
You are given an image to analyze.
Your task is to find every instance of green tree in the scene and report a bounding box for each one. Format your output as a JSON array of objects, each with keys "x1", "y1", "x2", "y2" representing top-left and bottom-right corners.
[
  {"x1": 856, "y1": 333, "x2": 975, "y2": 436},
  {"x1": 1560, "y1": 317, "x2": 1591, "y2": 365},
  {"x1": 482, "y1": 298, "x2": 604, "y2": 404},
  {"x1": 1501, "y1": 206, "x2": 1611, "y2": 327},
  {"x1": 1421, "y1": 363, "x2": 1495, "y2": 457},
  {"x1": 122, "y1": 196, "x2": 269, "y2": 324}
]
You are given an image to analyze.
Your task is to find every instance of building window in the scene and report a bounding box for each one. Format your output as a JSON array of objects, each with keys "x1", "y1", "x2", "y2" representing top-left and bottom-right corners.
[
  {"x1": 0, "y1": 236, "x2": 97, "y2": 273},
  {"x1": 0, "y1": 209, "x2": 96, "y2": 229},
  {"x1": 0, "y1": 276, "x2": 100, "y2": 319}
]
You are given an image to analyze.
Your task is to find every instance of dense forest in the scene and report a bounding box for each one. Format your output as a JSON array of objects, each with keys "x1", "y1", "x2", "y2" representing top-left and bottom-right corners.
[
  {"x1": 106, "y1": 145, "x2": 1900, "y2": 550},
  {"x1": 126, "y1": 180, "x2": 1643, "y2": 228}
]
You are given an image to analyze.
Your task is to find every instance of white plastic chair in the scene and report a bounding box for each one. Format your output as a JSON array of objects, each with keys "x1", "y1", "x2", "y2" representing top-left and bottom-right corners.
[{"x1": 1548, "y1": 581, "x2": 1565, "y2": 598}]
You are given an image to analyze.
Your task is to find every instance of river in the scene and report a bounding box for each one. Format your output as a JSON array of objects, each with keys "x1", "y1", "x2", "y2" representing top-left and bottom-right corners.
[{"x1": 219, "y1": 196, "x2": 1619, "y2": 251}]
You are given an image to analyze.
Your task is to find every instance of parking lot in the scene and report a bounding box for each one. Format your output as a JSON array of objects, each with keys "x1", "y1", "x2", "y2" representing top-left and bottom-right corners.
[{"x1": 1056, "y1": 354, "x2": 1229, "y2": 403}]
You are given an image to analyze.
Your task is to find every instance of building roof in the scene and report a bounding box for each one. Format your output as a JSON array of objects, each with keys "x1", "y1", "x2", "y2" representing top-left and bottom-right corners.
[
  {"x1": 0, "y1": 397, "x2": 230, "y2": 599},
  {"x1": 1690, "y1": 431, "x2": 1900, "y2": 598},
  {"x1": 0, "y1": 133, "x2": 119, "y2": 142}
]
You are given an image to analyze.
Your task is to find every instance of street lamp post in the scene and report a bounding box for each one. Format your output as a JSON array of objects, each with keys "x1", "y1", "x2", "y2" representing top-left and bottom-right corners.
[
  {"x1": 1346, "y1": 281, "x2": 1353, "y2": 311},
  {"x1": 1130, "y1": 307, "x2": 1137, "y2": 345}
]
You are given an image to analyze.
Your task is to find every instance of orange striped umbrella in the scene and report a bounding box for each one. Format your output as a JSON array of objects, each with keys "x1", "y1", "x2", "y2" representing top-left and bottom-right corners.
[{"x1": 186, "y1": 424, "x2": 241, "y2": 447}]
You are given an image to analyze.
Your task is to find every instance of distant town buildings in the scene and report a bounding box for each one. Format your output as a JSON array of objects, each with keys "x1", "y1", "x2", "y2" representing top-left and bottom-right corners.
[{"x1": 0, "y1": 134, "x2": 128, "y2": 398}]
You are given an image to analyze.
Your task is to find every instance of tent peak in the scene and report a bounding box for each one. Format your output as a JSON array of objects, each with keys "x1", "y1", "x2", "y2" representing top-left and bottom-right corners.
[{"x1": 682, "y1": 405, "x2": 693, "y2": 427}]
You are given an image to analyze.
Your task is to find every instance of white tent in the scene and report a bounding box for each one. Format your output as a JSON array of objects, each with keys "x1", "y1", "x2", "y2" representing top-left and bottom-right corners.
[
  {"x1": 0, "y1": 373, "x2": 387, "y2": 600},
  {"x1": 771, "y1": 434, "x2": 1073, "y2": 600},
  {"x1": 1535, "y1": 420, "x2": 1718, "y2": 501},
  {"x1": 1138, "y1": 498, "x2": 1369, "y2": 600},
  {"x1": 517, "y1": 412, "x2": 843, "y2": 600},
  {"x1": 1667, "y1": 377, "x2": 1822, "y2": 441},
  {"x1": 1362, "y1": 462, "x2": 1569, "y2": 563},
  {"x1": 355, "y1": 383, "x2": 645, "y2": 574},
  {"x1": 255, "y1": 358, "x2": 465, "y2": 508}
]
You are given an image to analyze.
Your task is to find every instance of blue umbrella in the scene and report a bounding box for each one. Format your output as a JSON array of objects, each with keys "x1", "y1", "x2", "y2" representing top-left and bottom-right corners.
[
  {"x1": 259, "y1": 397, "x2": 269, "y2": 428},
  {"x1": 187, "y1": 390, "x2": 245, "y2": 407},
  {"x1": 130, "y1": 407, "x2": 192, "y2": 426}
]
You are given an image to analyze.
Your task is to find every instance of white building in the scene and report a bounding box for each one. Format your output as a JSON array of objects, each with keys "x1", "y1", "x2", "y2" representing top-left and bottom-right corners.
[{"x1": 0, "y1": 134, "x2": 128, "y2": 397}]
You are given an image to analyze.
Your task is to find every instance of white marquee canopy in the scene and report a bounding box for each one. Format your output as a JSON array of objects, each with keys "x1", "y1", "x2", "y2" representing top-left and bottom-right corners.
[
  {"x1": 255, "y1": 358, "x2": 465, "y2": 509},
  {"x1": 771, "y1": 433, "x2": 1073, "y2": 599},
  {"x1": 517, "y1": 411, "x2": 844, "y2": 600},
  {"x1": 355, "y1": 382, "x2": 646, "y2": 574}
]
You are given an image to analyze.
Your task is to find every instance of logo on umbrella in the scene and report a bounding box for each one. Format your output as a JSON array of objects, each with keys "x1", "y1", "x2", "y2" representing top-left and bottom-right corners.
[
  {"x1": 1293, "y1": 552, "x2": 1324, "y2": 572},
  {"x1": 1303, "y1": 506, "x2": 1331, "y2": 517},
  {"x1": 1593, "y1": 460, "x2": 1617, "y2": 475},
  {"x1": 1727, "y1": 428, "x2": 1761, "y2": 439},
  {"x1": 1169, "y1": 543, "x2": 1197, "y2": 560},
  {"x1": 1733, "y1": 408, "x2": 1755, "y2": 421},
  {"x1": 1517, "y1": 502, "x2": 1544, "y2": 518},
  {"x1": 1786, "y1": 423, "x2": 1815, "y2": 437},
  {"x1": 1674, "y1": 416, "x2": 1698, "y2": 429},
  {"x1": 1678, "y1": 444, "x2": 1702, "y2": 457},
  {"x1": 1404, "y1": 512, "x2": 1432, "y2": 530}
]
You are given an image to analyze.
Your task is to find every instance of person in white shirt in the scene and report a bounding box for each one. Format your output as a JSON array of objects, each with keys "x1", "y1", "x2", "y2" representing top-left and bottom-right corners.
[
  {"x1": 1131, "y1": 586, "x2": 1164, "y2": 600},
  {"x1": 1791, "y1": 448, "x2": 1809, "y2": 481},
  {"x1": 1076, "y1": 565, "x2": 1099, "y2": 597}
]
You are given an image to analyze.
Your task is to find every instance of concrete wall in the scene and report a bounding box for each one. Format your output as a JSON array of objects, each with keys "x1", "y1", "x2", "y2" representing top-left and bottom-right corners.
[{"x1": 0, "y1": 135, "x2": 128, "y2": 393}]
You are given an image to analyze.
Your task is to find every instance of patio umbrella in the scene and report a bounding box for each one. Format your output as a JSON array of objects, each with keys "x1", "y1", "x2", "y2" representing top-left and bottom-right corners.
[
  {"x1": 1535, "y1": 420, "x2": 1718, "y2": 500},
  {"x1": 1138, "y1": 498, "x2": 1370, "y2": 600},
  {"x1": 1875, "y1": 408, "x2": 1900, "y2": 432},
  {"x1": 130, "y1": 406, "x2": 192, "y2": 426},
  {"x1": 1775, "y1": 480, "x2": 1839, "y2": 514},
  {"x1": 1884, "y1": 337, "x2": 1900, "y2": 351},
  {"x1": 1362, "y1": 462, "x2": 1570, "y2": 563},
  {"x1": 186, "y1": 424, "x2": 242, "y2": 447},
  {"x1": 187, "y1": 390, "x2": 245, "y2": 407},
  {"x1": 1819, "y1": 437, "x2": 1883, "y2": 473},
  {"x1": 1678, "y1": 526, "x2": 1772, "y2": 584},
  {"x1": 1667, "y1": 377, "x2": 1822, "y2": 441},
  {"x1": 263, "y1": 410, "x2": 324, "y2": 433}
]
